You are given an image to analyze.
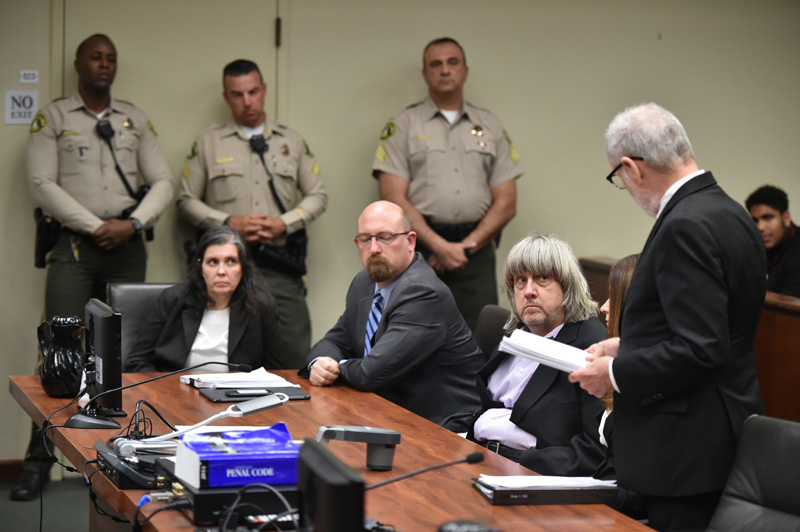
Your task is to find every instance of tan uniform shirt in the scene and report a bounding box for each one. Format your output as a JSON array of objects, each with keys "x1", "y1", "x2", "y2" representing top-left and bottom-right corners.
[
  {"x1": 177, "y1": 118, "x2": 327, "y2": 244},
  {"x1": 26, "y1": 92, "x2": 173, "y2": 235},
  {"x1": 372, "y1": 97, "x2": 523, "y2": 225}
]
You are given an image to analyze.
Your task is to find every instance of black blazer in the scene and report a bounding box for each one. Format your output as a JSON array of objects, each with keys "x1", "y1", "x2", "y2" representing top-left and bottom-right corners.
[
  {"x1": 302, "y1": 253, "x2": 483, "y2": 425},
  {"x1": 471, "y1": 318, "x2": 608, "y2": 476},
  {"x1": 124, "y1": 283, "x2": 283, "y2": 372},
  {"x1": 613, "y1": 172, "x2": 767, "y2": 497},
  {"x1": 766, "y1": 223, "x2": 800, "y2": 297}
]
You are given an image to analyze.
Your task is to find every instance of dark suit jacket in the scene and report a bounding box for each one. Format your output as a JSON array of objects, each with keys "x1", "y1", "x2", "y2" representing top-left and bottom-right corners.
[
  {"x1": 124, "y1": 283, "x2": 283, "y2": 372},
  {"x1": 302, "y1": 253, "x2": 482, "y2": 425},
  {"x1": 471, "y1": 318, "x2": 608, "y2": 476},
  {"x1": 613, "y1": 172, "x2": 767, "y2": 497},
  {"x1": 766, "y1": 223, "x2": 800, "y2": 297}
]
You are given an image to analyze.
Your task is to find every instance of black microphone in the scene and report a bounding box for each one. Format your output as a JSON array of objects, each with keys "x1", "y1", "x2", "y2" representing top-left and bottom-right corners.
[
  {"x1": 96, "y1": 119, "x2": 114, "y2": 140},
  {"x1": 365, "y1": 452, "x2": 484, "y2": 490},
  {"x1": 64, "y1": 361, "x2": 252, "y2": 429},
  {"x1": 250, "y1": 134, "x2": 267, "y2": 155}
]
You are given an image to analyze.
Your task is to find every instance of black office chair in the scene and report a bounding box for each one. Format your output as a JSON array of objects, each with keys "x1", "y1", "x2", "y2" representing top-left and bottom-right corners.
[
  {"x1": 106, "y1": 282, "x2": 173, "y2": 364},
  {"x1": 706, "y1": 415, "x2": 800, "y2": 532},
  {"x1": 473, "y1": 304, "x2": 511, "y2": 359}
]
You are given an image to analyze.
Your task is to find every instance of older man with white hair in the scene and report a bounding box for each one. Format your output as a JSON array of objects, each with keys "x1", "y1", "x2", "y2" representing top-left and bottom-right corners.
[{"x1": 570, "y1": 103, "x2": 766, "y2": 531}]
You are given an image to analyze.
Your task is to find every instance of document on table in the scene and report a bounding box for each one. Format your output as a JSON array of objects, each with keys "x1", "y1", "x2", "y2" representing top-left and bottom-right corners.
[
  {"x1": 477, "y1": 474, "x2": 616, "y2": 489},
  {"x1": 179, "y1": 367, "x2": 299, "y2": 389},
  {"x1": 498, "y1": 329, "x2": 590, "y2": 373}
]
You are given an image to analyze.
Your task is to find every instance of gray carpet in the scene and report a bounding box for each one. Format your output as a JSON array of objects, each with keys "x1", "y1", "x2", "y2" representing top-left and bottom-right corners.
[{"x1": 0, "y1": 478, "x2": 90, "y2": 532}]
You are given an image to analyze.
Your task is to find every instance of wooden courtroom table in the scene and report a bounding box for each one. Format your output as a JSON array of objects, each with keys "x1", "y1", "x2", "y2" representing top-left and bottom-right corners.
[
  {"x1": 10, "y1": 371, "x2": 649, "y2": 532},
  {"x1": 580, "y1": 257, "x2": 800, "y2": 423}
]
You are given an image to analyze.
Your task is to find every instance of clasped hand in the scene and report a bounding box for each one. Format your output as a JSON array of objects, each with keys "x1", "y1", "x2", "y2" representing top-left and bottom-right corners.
[
  {"x1": 427, "y1": 240, "x2": 477, "y2": 274},
  {"x1": 93, "y1": 219, "x2": 136, "y2": 250},
  {"x1": 227, "y1": 214, "x2": 286, "y2": 244}
]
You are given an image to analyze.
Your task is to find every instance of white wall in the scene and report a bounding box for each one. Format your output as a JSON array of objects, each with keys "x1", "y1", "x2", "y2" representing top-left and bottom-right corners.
[{"x1": 2, "y1": 0, "x2": 798, "y2": 461}]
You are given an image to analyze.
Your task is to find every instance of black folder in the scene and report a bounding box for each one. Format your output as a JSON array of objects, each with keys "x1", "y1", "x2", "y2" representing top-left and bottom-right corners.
[{"x1": 472, "y1": 478, "x2": 617, "y2": 506}]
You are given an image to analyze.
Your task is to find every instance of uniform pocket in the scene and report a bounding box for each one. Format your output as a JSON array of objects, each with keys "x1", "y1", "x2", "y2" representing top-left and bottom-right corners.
[
  {"x1": 463, "y1": 137, "x2": 497, "y2": 175},
  {"x1": 209, "y1": 162, "x2": 244, "y2": 203},
  {"x1": 57, "y1": 135, "x2": 91, "y2": 177}
]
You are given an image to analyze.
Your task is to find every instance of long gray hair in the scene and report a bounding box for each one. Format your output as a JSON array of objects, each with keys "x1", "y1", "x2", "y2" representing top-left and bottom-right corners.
[{"x1": 503, "y1": 233, "x2": 598, "y2": 330}]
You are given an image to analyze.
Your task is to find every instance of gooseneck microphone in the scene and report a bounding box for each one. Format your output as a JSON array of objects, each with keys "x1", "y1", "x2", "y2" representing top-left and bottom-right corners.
[
  {"x1": 64, "y1": 361, "x2": 252, "y2": 429},
  {"x1": 365, "y1": 452, "x2": 484, "y2": 490}
]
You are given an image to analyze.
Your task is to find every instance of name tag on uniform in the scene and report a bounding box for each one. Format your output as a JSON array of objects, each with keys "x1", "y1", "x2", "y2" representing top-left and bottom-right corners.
[{"x1": 216, "y1": 156, "x2": 234, "y2": 163}]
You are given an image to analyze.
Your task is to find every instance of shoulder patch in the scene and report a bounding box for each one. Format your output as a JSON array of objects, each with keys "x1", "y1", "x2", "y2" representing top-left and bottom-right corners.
[
  {"x1": 303, "y1": 141, "x2": 314, "y2": 157},
  {"x1": 147, "y1": 120, "x2": 158, "y2": 136},
  {"x1": 312, "y1": 161, "x2": 320, "y2": 176},
  {"x1": 186, "y1": 141, "x2": 198, "y2": 160},
  {"x1": 30, "y1": 112, "x2": 47, "y2": 135},
  {"x1": 503, "y1": 129, "x2": 513, "y2": 145},
  {"x1": 380, "y1": 121, "x2": 396, "y2": 141}
]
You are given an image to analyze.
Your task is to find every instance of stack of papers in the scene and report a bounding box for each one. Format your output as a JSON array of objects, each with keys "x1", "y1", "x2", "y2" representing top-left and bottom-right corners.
[
  {"x1": 472, "y1": 474, "x2": 616, "y2": 505},
  {"x1": 498, "y1": 329, "x2": 590, "y2": 373},
  {"x1": 179, "y1": 367, "x2": 299, "y2": 389},
  {"x1": 477, "y1": 474, "x2": 616, "y2": 489}
]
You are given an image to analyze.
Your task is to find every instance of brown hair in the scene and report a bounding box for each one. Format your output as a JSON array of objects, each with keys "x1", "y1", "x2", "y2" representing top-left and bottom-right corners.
[{"x1": 602, "y1": 253, "x2": 639, "y2": 409}]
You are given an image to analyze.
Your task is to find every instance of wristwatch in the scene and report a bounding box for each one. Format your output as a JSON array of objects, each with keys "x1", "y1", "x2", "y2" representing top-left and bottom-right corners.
[{"x1": 129, "y1": 217, "x2": 143, "y2": 235}]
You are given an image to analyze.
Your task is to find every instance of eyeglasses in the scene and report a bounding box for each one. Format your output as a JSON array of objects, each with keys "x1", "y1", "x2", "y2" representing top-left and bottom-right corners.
[
  {"x1": 354, "y1": 231, "x2": 410, "y2": 247},
  {"x1": 605, "y1": 156, "x2": 644, "y2": 189}
]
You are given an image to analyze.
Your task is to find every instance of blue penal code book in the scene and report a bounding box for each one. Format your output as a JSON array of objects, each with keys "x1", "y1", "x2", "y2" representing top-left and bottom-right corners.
[{"x1": 174, "y1": 423, "x2": 300, "y2": 489}]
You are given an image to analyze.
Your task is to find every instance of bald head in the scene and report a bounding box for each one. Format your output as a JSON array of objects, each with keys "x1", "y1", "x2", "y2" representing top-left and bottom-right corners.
[
  {"x1": 357, "y1": 201, "x2": 411, "y2": 233},
  {"x1": 355, "y1": 201, "x2": 416, "y2": 286}
]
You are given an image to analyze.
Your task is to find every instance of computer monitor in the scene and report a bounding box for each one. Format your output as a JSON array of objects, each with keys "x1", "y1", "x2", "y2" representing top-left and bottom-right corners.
[
  {"x1": 65, "y1": 298, "x2": 124, "y2": 429},
  {"x1": 297, "y1": 438, "x2": 364, "y2": 532}
]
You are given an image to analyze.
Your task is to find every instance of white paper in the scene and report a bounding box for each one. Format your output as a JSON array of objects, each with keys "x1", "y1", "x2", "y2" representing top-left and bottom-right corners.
[
  {"x1": 179, "y1": 367, "x2": 299, "y2": 389},
  {"x1": 479, "y1": 474, "x2": 616, "y2": 489},
  {"x1": 498, "y1": 329, "x2": 589, "y2": 373}
]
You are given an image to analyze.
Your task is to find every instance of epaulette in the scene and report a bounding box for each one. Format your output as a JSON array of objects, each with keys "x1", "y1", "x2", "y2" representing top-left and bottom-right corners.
[
  {"x1": 405, "y1": 100, "x2": 425, "y2": 110},
  {"x1": 465, "y1": 101, "x2": 490, "y2": 114}
]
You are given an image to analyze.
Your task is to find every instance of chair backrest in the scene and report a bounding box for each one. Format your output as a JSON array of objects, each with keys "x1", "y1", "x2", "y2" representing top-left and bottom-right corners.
[
  {"x1": 106, "y1": 283, "x2": 174, "y2": 364},
  {"x1": 706, "y1": 415, "x2": 800, "y2": 532},
  {"x1": 473, "y1": 304, "x2": 511, "y2": 359}
]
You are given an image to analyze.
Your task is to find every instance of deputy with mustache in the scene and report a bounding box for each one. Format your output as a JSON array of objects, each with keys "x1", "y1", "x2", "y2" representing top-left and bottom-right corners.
[{"x1": 301, "y1": 200, "x2": 482, "y2": 427}]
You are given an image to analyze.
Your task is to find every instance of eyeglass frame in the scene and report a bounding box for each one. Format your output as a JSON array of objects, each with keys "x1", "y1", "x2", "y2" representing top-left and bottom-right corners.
[
  {"x1": 354, "y1": 231, "x2": 411, "y2": 247},
  {"x1": 605, "y1": 156, "x2": 644, "y2": 189}
]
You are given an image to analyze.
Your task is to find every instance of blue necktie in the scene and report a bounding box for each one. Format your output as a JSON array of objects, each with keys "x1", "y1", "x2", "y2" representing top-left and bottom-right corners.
[{"x1": 364, "y1": 291, "x2": 384, "y2": 356}]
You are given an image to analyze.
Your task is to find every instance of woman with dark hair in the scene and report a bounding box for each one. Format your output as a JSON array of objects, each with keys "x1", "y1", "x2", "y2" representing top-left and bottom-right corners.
[
  {"x1": 592, "y1": 254, "x2": 644, "y2": 519},
  {"x1": 125, "y1": 226, "x2": 283, "y2": 372}
]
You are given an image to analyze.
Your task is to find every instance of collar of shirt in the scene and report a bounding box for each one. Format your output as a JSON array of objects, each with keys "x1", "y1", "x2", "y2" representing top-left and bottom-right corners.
[
  {"x1": 374, "y1": 278, "x2": 399, "y2": 306},
  {"x1": 656, "y1": 169, "x2": 706, "y2": 219},
  {"x1": 421, "y1": 96, "x2": 471, "y2": 123},
  {"x1": 237, "y1": 122, "x2": 266, "y2": 139}
]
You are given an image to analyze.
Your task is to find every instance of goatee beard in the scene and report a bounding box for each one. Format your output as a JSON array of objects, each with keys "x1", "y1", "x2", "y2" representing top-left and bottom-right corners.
[{"x1": 366, "y1": 256, "x2": 392, "y2": 282}]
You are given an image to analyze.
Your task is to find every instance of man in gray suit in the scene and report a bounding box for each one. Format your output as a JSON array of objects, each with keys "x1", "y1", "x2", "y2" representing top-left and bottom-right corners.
[{"x1": 303, "y1": 200, "x2": 482, "y2": 426}]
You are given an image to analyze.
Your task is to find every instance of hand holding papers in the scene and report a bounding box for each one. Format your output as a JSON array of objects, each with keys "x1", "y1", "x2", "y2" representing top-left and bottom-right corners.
[{"x1": 498, "y1": 329, "x2": 589, "y2": 373}]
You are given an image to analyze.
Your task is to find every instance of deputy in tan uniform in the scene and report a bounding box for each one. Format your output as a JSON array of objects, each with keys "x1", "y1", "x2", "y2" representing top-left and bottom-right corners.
[
  {"x1": 177, "y1": 59, "x2": 327, "y2": 369},
  {"x1": 373, "y1": 37, "x2": 523, "y2": 332},
  {"x1": 16, "y1": 33, "x2": 172, "y2": 501}
]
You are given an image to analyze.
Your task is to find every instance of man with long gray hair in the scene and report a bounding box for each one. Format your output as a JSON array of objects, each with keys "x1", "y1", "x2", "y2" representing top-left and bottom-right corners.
[{"x1": 467, "y1": 233, "x2": 607, "y2": 477}]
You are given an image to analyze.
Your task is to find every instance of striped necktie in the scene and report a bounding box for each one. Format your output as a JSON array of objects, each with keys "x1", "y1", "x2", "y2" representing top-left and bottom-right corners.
[{"x1": 364, "y1": 291, "x2": 384, "y2": 356}]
